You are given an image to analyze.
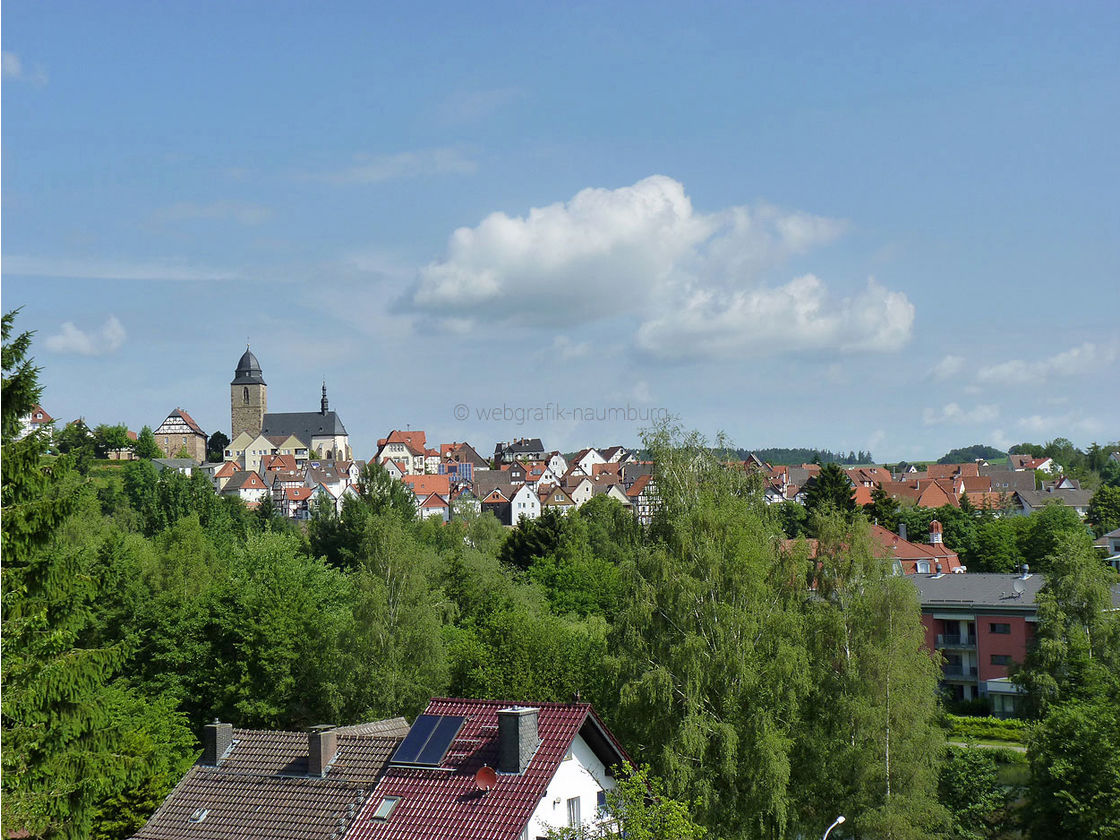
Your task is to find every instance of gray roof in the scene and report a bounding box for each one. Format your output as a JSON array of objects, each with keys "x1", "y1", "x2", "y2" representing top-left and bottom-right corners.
[
  {"x1": 910, "y1": 572, "x2": 1047, "y2": 610},
  {"x1": 152, "y1": 458, "x2": 197, "y2": 471},
  {"x1": 471, "y1": 469, "x2": 514, "y2": 500},
  {"x1": 1014, "y1": 489, "x2": 1092, "y2": 509},
  {"x1": 980, "y1": 467, "x2": 1037, "y2": 493},
  {"x1": 231, "y1": 348, "x2": 266, "y2": 386},
  {"x1": 132, "y1": 726, "x2": 402, "y2": 840},
  {"x1": 262, "y1": 411, "x2": 348, "y2": 443},
  {"x1": 495, "y1": 438, "x2": 544, "y2": 455}
]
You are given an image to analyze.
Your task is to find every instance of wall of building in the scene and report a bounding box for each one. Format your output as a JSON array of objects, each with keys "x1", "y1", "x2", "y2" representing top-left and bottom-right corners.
[
  {"x1": 525, "y1": 733, "x2": 616, "y2": 838},
  {"x1": 231, "y1": 383, "x2": 267, "y2": 440},
  {"x1": 976, "y1": 613, "x2": 1034, "y2": 683}
]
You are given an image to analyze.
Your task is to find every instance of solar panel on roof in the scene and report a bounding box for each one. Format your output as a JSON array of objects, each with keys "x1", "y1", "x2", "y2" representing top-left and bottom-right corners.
[
  {"x1": 415, "y1": 715, "x2": 465, "y2": 765},
  {"x1": 390, "y1": 714, "x2": 466, "y2": 767},
  {"x1": 391, "y1": 714, "x2": 440, "y2": 764}
]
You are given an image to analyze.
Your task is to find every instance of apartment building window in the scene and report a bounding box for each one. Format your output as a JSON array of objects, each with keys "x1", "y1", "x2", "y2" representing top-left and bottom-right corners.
[
  {"x1": 991, "y1": 654, "x2": 1012, "y2": 665},
  {"x1": 567, "y1": 797, "x2": 581, "y2": 827},
  {"x1": 990, "y1": 623, "x2": 1011, "y2": 634}
]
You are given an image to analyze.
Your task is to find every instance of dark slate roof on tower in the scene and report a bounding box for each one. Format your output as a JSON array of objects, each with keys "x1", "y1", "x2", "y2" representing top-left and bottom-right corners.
[
  {"x1": 232, "y1": 347, "x2": 267, "y2": 386},
  {"x1": 261, "y1": 411, "x2": 348, "y2": 443}
]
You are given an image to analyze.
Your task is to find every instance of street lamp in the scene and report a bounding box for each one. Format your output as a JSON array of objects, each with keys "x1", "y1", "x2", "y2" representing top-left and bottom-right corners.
[{"x1": 822, "y1": 815, "x2": 846, "y2": 840}]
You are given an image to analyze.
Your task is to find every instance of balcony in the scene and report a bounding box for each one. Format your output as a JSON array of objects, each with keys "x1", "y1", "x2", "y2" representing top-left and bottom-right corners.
[
  {"x1": 936, "y1": 633, "x2": 977, "y2": 649},
  {"x1": 942, "y1": 663, "x2": 977, "y2": 678}
]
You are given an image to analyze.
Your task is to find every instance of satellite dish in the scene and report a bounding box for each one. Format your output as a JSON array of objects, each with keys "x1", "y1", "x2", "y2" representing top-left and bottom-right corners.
[
  {"x1": 1013, "y1": 579, "x2": 1026, "y2": 595},
  {"x1": 475, "y1": 765, "x2": 497, "y2": 792}
]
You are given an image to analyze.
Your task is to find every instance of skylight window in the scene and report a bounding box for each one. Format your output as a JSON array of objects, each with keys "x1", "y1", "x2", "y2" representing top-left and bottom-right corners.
[
  {"x1": 371, "y1": 797, "x2": 399, "y2": 822},
  {"x1": 188, "y1": 808, "x2": 209, "y2": 823}
]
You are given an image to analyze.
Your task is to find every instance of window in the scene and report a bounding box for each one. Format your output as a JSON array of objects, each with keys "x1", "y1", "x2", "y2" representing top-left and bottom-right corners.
[
  {"x1": 243, "y1": 387, "x2": 249, "y2": 404},
  {"x1": 991, "y1": 654, "x2": 1012, "y2": 666},
  {"x1": 371, "y1": 797, "x2": 399, "y2": 822},
  {"x1": 990, "y1": 623, "x2": 1011, "y2": 634},
  {"x1": 596, "y1": 790, "x2": 608, "y2": 814},
  {"x1": 916, "y1": 561, "x2": 930, "y2": 574},
  {"x1": 567, "y1": 797, "x2": 581, "y2": 827}
]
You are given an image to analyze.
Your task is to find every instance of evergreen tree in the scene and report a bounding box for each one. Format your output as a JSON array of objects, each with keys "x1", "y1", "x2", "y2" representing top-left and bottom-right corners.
[
  {"x1": 804, "y1": 462, "x2": 856, "y2": 519},
  {"x1": 2, "y1": 312, "x2": 194, "y2": 839},
  {"x1": 1088, "y1": 485, "x2": 1120, "y2": 536},
  {"x1": 863, "y1": 482, "x2": 899, "y2": 530}
]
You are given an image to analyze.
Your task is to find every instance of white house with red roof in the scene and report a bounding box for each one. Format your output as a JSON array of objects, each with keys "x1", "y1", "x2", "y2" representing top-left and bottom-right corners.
[
  {"x1": 376, "y1": 430, "x2": 431, "y2": 475},
  {"x1": 18, "y1": 403, "x2": 54, "y2": 440},
  {"x1": 510, "y1": 483, "x2": 541, "y2": 524},
  {"x1": 346, "y1": 698, "x2": 629, "y2": 840}
]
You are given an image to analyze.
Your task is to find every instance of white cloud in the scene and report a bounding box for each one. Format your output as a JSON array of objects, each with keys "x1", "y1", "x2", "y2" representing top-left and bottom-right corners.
[
  {"x1": 3, "y1": 52, "x2": 22, "y2": 79},
  {"x1": 922, "y1": 402, "x2": 999, "y2": 426},
  {"x1": 1016, "y1": 412, "x2": 1104, "y2": 437},
  {"x1": 550, "y1": 335, "x2": 591, "y2": 360},
  {"x1": 409, "y1": 175, "x2": 910, "y2": 359},
  {"x1": 2, "y1": 51, "x2": 48, "y2": 85},
  {"x1": 438, "y1": 87, "x2": 523, "y2": 123},
  {"x1": 637, "y1": 276, "x2": 913, "y2": 361},
  {"x1": 2, "y1": 255, "x2": 240, "y2": 282},
  {"x1": 45, "y1": 316, "x2": 126, "y2": 356},
  {"x1": 931, "y1": 354, "x2": 965, "y2": 380},
  {"x1": 153, "y1": 200, "x2": 272, "y2": 225},
  {"x1": 976, "y1": 341, "x2": 1118, "y2": 384},
  {"x1": 316, "y1": 147, "x2": 476, "y2": 184}
]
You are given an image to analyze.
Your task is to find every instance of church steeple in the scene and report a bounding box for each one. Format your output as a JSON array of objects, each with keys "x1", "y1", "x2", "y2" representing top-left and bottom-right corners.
[
  {"x1": 321, "y1": 382, "x2": 329, "y2": 415},
  {"x1": 231, "y1": 346, "x2": 267, "y2": 440}
]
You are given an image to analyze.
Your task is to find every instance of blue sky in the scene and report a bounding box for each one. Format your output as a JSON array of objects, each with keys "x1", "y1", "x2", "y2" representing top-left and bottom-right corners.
[{"x1": 4, "y1": 1, "x2": 1118, "y2": 461}]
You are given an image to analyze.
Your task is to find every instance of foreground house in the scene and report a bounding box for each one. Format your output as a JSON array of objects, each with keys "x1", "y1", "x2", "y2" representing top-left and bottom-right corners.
[
  {"x1": 131, "y1": 718, "x2": 409, "y2": 840},
  {"x1": 348, "y1": 698, "x2": 628, "y2": 840},
  {"x1": 133, "y1": 700, "x2": 628, "y2": 840}
]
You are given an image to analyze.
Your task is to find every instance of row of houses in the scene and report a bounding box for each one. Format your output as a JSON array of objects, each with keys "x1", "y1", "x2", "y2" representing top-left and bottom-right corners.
[{"x1": 763, "y1": 459, "x2": 1094, "y2": 517}]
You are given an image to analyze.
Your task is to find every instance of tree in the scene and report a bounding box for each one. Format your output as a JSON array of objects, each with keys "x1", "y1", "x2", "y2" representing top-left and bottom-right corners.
[
  {"x1": 608, "y1": 426, "x2": 811, "y2": 838},
  {"x1": 207, "y1": 430, "x2": 230, "y2": 463},
  {"x1": 863, "y1": 482, "x2": 899, "y2": 530},
  {"x1": 133, "y1": 425, "x2": 161, "y2": 460},
  {"x1": 1088, "y1": 485, "x2": 1120, "y2": 536},
  {"x1": 791, "y1": 512, "x2": 948, "y2": 839},
  {"x1": 938, "y1": 445, "x2": 1007, "y2": 465},
  {"x1": 1014, "y1": 532, "x2": 1120, "y2": 718},
  {"x1": 93, "y1": 423, "x2": 132, "y2": 459},
  {"x1": 939, "y1": 747, "x2": 1013, "y2": 840},
  {"x1": 2, "y1": 312, "x2": 194, "y2": 839},
  {"x1": 544, "y1": 765, "x2": 706, "y2": 840},
  {"x1": 1025, "y1": 696, "x2": 1120, "y2": 839},
  {"x1": 804, "y1": 462, "x2": 856, "y2": 519},
  {"x1": 55, "y1": 419, "x2": 94, "y2": 456}
]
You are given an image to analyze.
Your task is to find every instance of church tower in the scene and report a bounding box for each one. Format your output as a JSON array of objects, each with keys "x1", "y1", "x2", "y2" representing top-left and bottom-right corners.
[{"x1": 231, "y1": 346, "x2": 267, "y2": 440}]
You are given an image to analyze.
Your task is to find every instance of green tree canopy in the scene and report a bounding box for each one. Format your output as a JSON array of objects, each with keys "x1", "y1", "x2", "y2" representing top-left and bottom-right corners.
[
  {"x1": 804, "y1": 462, "x2": 856, "y2": 519},
  {"x1": 1088, "y1": 485, "x2": 1120, "y2": 536},
  {"x1": 133, "y1": 426, "x2": 161, "y2": 460}
]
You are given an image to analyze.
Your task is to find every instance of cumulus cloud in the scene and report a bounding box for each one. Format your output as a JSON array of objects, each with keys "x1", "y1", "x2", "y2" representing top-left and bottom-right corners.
[
  {"x1": 45, "y1": 316, "x2": 126, "y2": 356},
  {"x1": 408, "y1": 175, "x2": 912, "y2": 359},
  {"x1": 316, "y1": 147, "x2": 476, "y2": 184},
  {"x1": 1016, "y1": 412, "x2": 1104, "y2": 437},
  {"x1": 550, "y1": 335, "x2": 591, "y2": 360},
  {"x1": 922, "y1": 402, "x2": 999, "y2": 426},
  {"x1": 931, "y1": 354, "x2": 965, "y2": 380},
  {"x1": 976, "y1": 341, "x2": 1118, "y2": 384}
]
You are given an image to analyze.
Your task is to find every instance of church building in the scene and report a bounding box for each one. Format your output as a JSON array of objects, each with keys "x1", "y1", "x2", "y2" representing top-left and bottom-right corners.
[{"x1": 229, "y1": 347, "x2": 352, "y2": 462}]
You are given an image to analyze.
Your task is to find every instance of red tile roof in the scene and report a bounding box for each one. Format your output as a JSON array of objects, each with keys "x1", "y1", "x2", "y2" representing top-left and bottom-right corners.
[
  {"x1": 346, "y1": 699, "x2": 628, "y2": 840},
  {"x1": 402, "y1": 474, "x2": 451, "y2": 498},
  {"x1": 173, "y1": 407, "x2": 206, "y2": 437},
  {"x1": 626, "y1": 473, "x2": 653, "y2": 498}
]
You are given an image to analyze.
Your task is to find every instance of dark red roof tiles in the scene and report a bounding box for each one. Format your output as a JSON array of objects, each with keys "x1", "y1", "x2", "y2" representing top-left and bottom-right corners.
[{"x1": 346, "y1": 699, "x2": 621, "y2": 840}]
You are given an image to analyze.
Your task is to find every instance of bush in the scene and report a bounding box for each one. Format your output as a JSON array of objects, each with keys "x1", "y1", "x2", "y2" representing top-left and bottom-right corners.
[{"x1": 944, "y1": 714, "x2": 1026, "y2": 743}]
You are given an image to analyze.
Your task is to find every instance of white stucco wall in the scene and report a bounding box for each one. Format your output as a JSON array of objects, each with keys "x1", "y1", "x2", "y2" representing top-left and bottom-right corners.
[{"x1": 523, "y1": 733, "x2": 616, "y2": 839}]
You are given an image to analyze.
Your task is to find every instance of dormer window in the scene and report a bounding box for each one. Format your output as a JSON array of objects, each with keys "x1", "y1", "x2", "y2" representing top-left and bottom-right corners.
[{"x1": 371, "y1": 796, "x2": 400, "y2": 822}]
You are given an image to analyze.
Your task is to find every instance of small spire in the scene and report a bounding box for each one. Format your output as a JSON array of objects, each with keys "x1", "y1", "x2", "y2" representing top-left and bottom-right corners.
[{"x1": 321, "y1": 381, "x2": 329, "y2": 415}]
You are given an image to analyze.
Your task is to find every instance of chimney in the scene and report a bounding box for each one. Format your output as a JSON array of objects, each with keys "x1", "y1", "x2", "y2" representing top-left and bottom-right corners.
[
  {"x1": 929, "y1": 520, "x2": 943, "y2": 544},
  {"x1": 935, "y1": 561, "x2": 942, "y2": 575},
  {"x1": 202, "y1": 719, "x2": 233, "y2": 765},
  {"x1": 497, "y1": 706, "x2": 539, "y2": 774},
  {"x1": 308, "y1": 725, "x2": 338, "y2": 777},
  {"x1": 898, "y1": 522, "x2": 907, "y2": 542},
  {"x1": 1020, "y1": 563, "x2": 1030, "y2": 580}
]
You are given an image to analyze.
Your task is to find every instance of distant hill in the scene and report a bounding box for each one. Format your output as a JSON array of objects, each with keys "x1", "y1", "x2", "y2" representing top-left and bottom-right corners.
[
  {"x1": 738, "y1": 448, "x2": 873, "y2": 466},
  {"x1": 936, "y1": 444, "x2": 1008, "y2": 465}
]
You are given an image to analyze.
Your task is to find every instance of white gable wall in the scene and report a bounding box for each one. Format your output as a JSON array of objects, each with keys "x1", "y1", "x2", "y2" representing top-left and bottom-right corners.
[{"x1": 524, "y1": 733, "x2": 616, "y2": 838}]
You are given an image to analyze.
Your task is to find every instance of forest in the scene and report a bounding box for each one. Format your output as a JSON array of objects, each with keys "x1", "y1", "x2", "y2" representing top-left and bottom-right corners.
[{"x1": 4, "y1": 313, "x2": 1119, "y2": 840}]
